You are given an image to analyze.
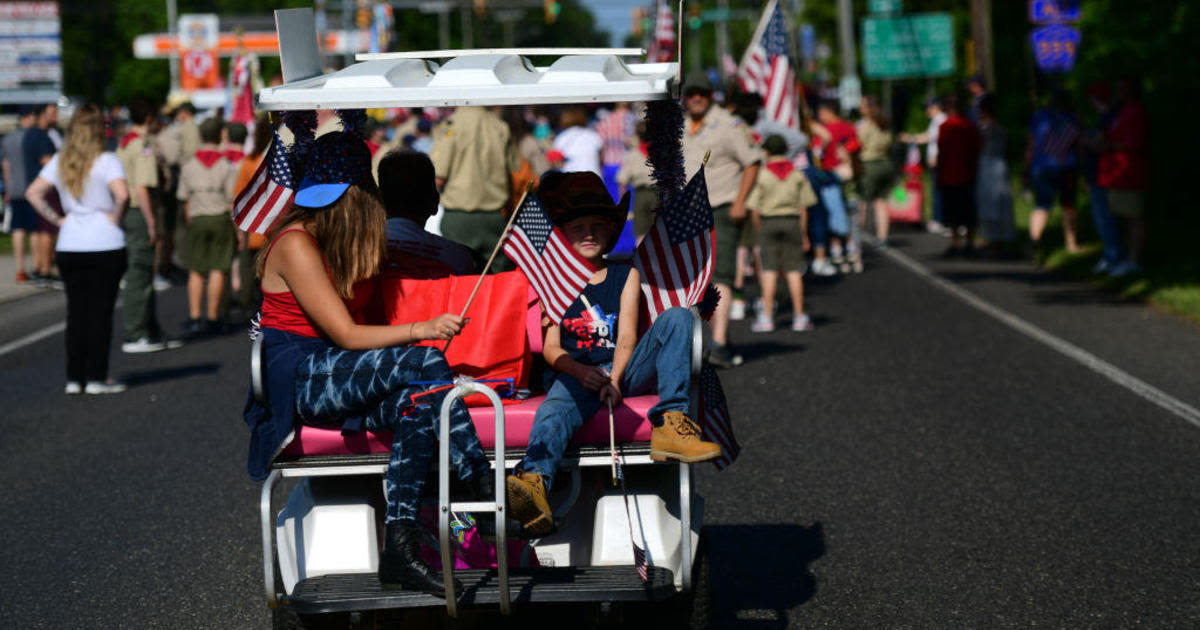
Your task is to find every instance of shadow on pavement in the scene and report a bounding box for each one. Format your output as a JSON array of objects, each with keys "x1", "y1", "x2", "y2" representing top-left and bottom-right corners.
[
  {"x1": 707, "y1": 522, "x2": 824, "y2": 629},
  {"x1": 121, "y1": 362, "x2": 222, "y2": 386},
  {"x1": 737, "y1": 340, "x2": 806, "y2": 363}
]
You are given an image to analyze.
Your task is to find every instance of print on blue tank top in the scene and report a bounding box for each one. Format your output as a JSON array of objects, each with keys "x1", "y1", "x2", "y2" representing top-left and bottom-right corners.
[{"x1": 559, "y1": 264, "x2": 632, "y2": 366}]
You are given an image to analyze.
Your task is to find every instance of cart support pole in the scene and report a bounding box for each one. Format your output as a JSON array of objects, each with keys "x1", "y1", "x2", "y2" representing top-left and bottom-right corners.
[
  {"x1": 260, "y1": 469, "x2": 282, "y2": 608},
  {"x1": 439, "y1": 382, "x2": 510, "y2": 616}
]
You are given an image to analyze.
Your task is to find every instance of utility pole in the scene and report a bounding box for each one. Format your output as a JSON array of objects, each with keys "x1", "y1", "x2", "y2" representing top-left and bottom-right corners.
[
  {"x1": 835, "y1": 0, "x2": 859, "y2": 113},
  {"x1": 970, "y1": 0, "x2": 995, "y2": 90},
  {"x1": 460, "y1": 2, "x2": 474, "y2": 49},
  {"x1": 165, "y1": 0, "x2": 178, "y2": 91},
  {"x1": 716, "y1": 0, "x2": 729, "y2": 79}
]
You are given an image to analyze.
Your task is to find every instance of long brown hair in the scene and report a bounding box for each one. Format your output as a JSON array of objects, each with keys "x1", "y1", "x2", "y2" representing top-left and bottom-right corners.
[
  {"x1": 59, "y1": 104, "x2": 106, "y2": 199},
  {"x1": 861, "y1": 95, "x2": 890, "y2": 131},
  {"x1": 257, "y1": 178, "x2": 386, "y2": 299}
]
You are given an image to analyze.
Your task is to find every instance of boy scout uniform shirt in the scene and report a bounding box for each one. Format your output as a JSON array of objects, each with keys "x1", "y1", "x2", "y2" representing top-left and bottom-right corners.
[
  {"x1": 857, "y1": 119, "x2": 893, "y2": 162},
  {"x1": 682, "y1": 106, "x2": 763, "y2": 207},
  {"x1": 176, "y1": 151, "x2": 237, "y2": 217},
  {"x1": 616, "y1": 146, "x2": 654, "y2": 189},
  {"x1": 429, "y1": 107, "x2": 518, "y2": 212},
  {"x1": 747, "y1": 159, "x2": 818, "y2": 218},
  {"x1": 116, "y1": 134, "x2": 159, "y2": 208}
]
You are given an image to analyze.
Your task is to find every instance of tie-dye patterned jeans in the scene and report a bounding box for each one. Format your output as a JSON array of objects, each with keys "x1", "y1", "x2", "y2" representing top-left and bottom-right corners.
[{"x1": 294, "y1": 344, "x2": 490, "y2": 526}]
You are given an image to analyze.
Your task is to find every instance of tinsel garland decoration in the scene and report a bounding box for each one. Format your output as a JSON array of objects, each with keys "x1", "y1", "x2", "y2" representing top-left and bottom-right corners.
[
  {"x1": 644, "y1": 98, "x2": 686, "y2": 209},
  {"x1": 335, "y1": 109, "x2": 368, "y2": 139},
  {"x1": 279, "y1": 109, "x2": 317, "y2": 180}
]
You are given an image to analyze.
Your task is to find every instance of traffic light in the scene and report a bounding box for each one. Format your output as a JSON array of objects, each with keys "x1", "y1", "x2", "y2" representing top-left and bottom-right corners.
[
  {"x1": 687, "y1": 5, "x2": 702, "y2": 30},
  {"x1": 474, "y1": 0, "x2": 486, "y2": 15},
  {"x1": 631, "y1": 7, "x2": 645, "y2": 37},
  {"x1": 544, "y1": 0, "x2": 560, "y2": 24},
  {"x1": 355, "y1": 0, "x2": 371, "y2": 29}
]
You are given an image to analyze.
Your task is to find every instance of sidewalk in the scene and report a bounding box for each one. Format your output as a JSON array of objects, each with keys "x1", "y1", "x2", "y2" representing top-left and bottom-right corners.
[{"x1": 0, "y1": 251, "x2": 50, "y2": 304}]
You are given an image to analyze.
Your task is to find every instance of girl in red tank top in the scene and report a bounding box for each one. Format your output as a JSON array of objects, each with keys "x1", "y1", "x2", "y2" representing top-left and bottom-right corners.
[{"x1": 249, "y1": 120, "x2": 490, "y2": 598}]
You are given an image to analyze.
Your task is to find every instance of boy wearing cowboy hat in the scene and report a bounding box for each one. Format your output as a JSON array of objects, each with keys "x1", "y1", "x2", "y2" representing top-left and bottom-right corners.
[{"x1": 506, "y1": 171, "x2": 721, "y2": 537}]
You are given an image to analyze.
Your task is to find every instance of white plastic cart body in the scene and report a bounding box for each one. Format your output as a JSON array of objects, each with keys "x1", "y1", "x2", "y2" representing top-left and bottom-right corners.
[{"x1": 255, "y1": 7, "x2": 709, "y2": 627}]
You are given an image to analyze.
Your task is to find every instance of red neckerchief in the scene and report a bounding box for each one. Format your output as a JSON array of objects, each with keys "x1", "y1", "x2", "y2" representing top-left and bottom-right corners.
[
  {"x1": 765, "y1": 159, "x2": 794, "y2": 180},
  {"x1": 638, "y1": 141, "x2": 649, "y2": 157},
  {"x1": 223, "y1": 149, "x2": 245, "y2": 163},
  {"x1": 195, "y1": 149, "x2": 223, "y2": 168},
  {"x1": 119, "y1": 132, "x2": 140, "y2": 149}
]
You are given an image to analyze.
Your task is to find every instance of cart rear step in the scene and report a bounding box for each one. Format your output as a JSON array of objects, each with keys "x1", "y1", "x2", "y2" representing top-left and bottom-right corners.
[{"x1": 285, "y1": 566, "x2": 676, "y2": 614}]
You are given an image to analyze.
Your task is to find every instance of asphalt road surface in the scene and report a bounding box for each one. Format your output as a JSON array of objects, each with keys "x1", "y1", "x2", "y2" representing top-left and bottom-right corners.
[{"x1": 2, "y1": 231, "x2": 1199, "y2": 629}]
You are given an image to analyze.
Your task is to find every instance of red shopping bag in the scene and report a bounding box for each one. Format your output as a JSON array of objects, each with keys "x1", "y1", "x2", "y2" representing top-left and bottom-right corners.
[{"x1": 381, "y1": 271, "x2": 533, "y2": 405}]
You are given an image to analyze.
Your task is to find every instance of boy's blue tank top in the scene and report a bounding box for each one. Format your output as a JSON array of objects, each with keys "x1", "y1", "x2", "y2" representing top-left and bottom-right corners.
[{"x1": 559, "y1": 263, "x2": 632, "y2": 366}]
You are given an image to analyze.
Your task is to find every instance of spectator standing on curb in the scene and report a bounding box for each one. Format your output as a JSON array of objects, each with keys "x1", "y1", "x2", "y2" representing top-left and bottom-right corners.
[
  {"x1": 158, "y1": 102, "x2": 201, "y2": 275},
  {"x1": 1098, "y1": 78, "x2": 1150, "y2": 277},
  {"x1": 975, "y1": 94, "x2": 1016, "y2": 249},
  {"x1": 2, "y1": 106, "x2": 35, "y2": 283},
  {"x1": 681, "y1": 71, "x2": 763, "y2": 368},
  {"x1": 936, "y1": 94, "x2": 982, "y2": 257},
  {"x1": 553, "y1": 106, "x2": 603, "y2": 177},
  {"x1": 429, "y1": 106, "x2": 518, "y2": 271},
  {"x1": 857, "y1": 95, "x2": 895, "y2": 248},
  {"x1": 595, "y1": 101, "x2": 635, "y2": 198},
  {"x1": 503, "y1": 107, "x2": 549, "y2": 180},
  {"x1": 1026, "y1": 90, "x2": 1083, "y2": 258},
  {"x1": 1081, "y1": 83, "x2": 1123, "y2": 275},
  {"x1": 748, "y1": 135, "x2": 818, "y2": 333},
  {"x1": 812, "y1": 101, "x2": 858, "y2": 272},
  {"x1": 177, "y1": 118, "x2": 237, "y2": 337},
  {"x1": 116, "y1": 98, "x2": 180, "y2": 354},
  {"x1": 22, "y1": 103, "x2": 59, "y2": 286},
  {"x1": 25, "y1": 105, "x2": 129, "y2": 394},
  {"x1": 900, "y1": 98, "x2": 948, "y2": 235}
]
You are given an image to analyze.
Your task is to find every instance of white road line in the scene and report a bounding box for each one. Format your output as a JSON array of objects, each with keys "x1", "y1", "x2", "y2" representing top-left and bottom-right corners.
[
  {"x1": 0, "y1": 321, "x2": 66, "y2": 358},
  {"x1": 880, "y1": 245, "x2": 1200, "y2": 430}
]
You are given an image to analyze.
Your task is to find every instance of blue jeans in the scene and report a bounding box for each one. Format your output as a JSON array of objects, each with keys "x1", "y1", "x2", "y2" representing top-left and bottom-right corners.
[
  {"x1": 294, "y1": 345, "x2": 490, "y2": 526},
  {"x1": 1088, "y1": 184, "x2": 1124, "y2": 265},
  {"x1": 520, "y1": 307, "x2": 693, "y2": 490}
]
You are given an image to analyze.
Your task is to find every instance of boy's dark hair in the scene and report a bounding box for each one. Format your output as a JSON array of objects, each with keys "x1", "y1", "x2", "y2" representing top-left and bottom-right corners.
[
  {"x1": 175, "y1": 101, "x2": 196, "y2": 116},
  {"x1": 199, "y1": 117, "x2": 223, "y2": 144},
  {"x1": 377, "y1": 150, "x2": 439, "y2": 222},
  {"x1": 226, "y1": 122, "x2": 248, "y2": 144},
  {"x1": 128, "y1": 98, "x2": 157, "y2": 126},
  {"x1": 762, "y1": 134, "x2": 788, "y2": 157}
]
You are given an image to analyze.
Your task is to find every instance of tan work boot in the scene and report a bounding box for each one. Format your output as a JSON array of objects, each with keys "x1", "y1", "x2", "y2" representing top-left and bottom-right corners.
[
  {"x1": 650, "y1": 411, "x2": 722, "y2": 463},
  {"x1": 506, "y1": 470, "x2": 555, "y2": 536}
]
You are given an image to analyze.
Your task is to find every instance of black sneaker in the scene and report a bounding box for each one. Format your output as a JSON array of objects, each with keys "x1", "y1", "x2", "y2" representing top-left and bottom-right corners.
[{"x1": 182, "y1": 319, "x2": 206, "y2": 338}]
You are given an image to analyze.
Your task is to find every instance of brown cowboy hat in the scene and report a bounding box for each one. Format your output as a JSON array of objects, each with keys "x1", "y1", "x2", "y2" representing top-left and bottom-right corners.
[{"x1": 538, "y1": 171, "x2": 629, "y2": 230}]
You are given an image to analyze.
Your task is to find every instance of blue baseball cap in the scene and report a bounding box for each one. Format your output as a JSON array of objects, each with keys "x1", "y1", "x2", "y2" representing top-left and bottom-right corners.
[{"x1": 294, "y1": 131, "x2": 372, "y2": 209}]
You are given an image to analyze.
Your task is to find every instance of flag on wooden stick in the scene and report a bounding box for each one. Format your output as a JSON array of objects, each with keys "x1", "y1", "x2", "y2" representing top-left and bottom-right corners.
[{"x1": 503, "y1": 193, "x2": 598, "y2": 324}]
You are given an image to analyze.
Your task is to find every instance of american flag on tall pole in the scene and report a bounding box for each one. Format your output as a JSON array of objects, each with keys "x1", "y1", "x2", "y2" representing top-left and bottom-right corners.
[
  {"x1": 736, "y1": 0, "x2": 799, "y2": 129},
  {"x1": 649, "y1": 0, "x2": 676, "y2": 62},
  {"x1": 634, "y1": 166, "x2": 714, "y2": 321},
  {"x1": 503, "y1": 194, "x2": 598, "y2": 324},
  {"x1": 232, "y1": 128, "x2": 295, "y2": 234}
]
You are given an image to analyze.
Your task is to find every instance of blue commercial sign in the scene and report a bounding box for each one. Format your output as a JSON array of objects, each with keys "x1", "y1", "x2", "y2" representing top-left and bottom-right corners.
[
  {"x1": 1031, "y1": 25, "x2": 1080, "y2": 72},
  {"x1": 1029, "y1": 0, "x2": 1081, "y2": 24}
]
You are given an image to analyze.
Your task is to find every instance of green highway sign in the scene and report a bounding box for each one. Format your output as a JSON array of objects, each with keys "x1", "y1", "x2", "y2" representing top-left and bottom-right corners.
[
  {"x1": 869, "y1": 0, "x2": 902, "y2": 14},
  {"x1": 862, "y1": 13, "x2": 955, "y2": 78}
]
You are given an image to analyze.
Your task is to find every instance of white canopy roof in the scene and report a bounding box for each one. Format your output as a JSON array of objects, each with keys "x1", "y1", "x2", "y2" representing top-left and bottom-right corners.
[{"x1": 256, "y1": 53, "x2": 679, "y2": 110}]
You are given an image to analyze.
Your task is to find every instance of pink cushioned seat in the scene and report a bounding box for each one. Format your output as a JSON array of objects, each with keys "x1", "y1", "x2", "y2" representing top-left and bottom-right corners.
[{"x1": 278, "y1": 395, "x2": 658, "y2": 459}]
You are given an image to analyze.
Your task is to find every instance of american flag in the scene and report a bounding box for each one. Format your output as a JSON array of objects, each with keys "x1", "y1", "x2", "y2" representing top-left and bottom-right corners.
[
  {"x1": 232, "y1": 129, "x2": 294, "y2": 234},
  {"x1": 503, "y1": 194, "x2": 598, "y2": 324},
  {"x1": 634, "y1": 166, "x2": 714, "y2": 320},
  {"x1": 699, "y1": 363, "x2": 740, "y2": 470},
  {"x1": 736, "y1": 0, "x2": 798, "y2": 129},
  {"x1": 649, "y1": 1, "x2": 675, "y2": 63}
]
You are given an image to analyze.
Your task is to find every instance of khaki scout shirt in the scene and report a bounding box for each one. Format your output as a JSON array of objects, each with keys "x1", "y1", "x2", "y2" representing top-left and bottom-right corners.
[
  {"x1": 177, "y1": 148, "x2": 237, "y2": 218},
  {"x1": 429, "y1": 107, "x2": 517, "y2": 212},
  {"x1": 682, "y1": 106, "x2": 763, "y2": 208},
  {"x1": 746, "y1": 159, "x2": 818, "y2": 218},
  {"x1": 116, "y1": 133, "x2": 159, "y2": 208},
  {"x1": 857, "y1": 119, "x2": 893, "y2": 162},
  {"x1": 616, "y1": 146, "x2": 654, "y2": 190}
]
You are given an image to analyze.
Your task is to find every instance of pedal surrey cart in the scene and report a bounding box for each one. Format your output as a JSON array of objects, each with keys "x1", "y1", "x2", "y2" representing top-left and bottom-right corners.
[{"x1": 252, "y1": 8, "x2": 713, "y2": 628}]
